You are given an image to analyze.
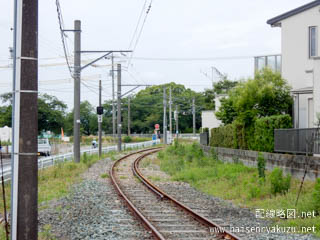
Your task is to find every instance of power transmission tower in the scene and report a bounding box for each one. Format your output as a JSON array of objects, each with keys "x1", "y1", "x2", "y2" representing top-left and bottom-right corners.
[
  {"x1": 98, "y1": 79, "x2": 102, "y2": 158},
  {"x1": 128, "y1": 96, "x2": 131, "y2": 136},
  {"x1": 117, "y1": 64, "x2": 122, "y2": 151},
  {"x1": 111, "y1": 54, "x2": 116, "y2": 138},
  {"x1": 73, "y1": 20, "x2": 81, "y2": 163},
  {"x1": 163, "y1": 87, "x2": 167, "y2": 144},
  {"x1": 169, "y1": 87, "x2": 172, "y2": 135},
  {"x1": 193, "y1": 98, "x2": 196, "y2": 136},
  {"x1": 11, "y1": 0, "x2": 38, "y2": 238}
]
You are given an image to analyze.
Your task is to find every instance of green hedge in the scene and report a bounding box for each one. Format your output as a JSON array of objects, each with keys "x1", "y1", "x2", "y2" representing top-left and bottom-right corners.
[
  {"x1": 210, "y1": 114, "x2": 292, "y2": 153},
  {"x1": 210, "y1": 124, "x2": 234, "y2": 148},
  {"x1": 253, "y1": 114, "x2": 292, "y2": 152}
]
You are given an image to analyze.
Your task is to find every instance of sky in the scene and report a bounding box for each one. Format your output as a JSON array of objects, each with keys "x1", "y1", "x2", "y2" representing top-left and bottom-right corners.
[{"x1": 0, "y1": 0, "x2": 310, "y2": 109}]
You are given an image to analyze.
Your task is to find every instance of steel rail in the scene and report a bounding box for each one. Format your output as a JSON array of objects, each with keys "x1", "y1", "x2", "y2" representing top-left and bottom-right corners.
[
  {"x1": 110, "y1": 148, "x2": 165, "y2": 240},
  {"x1": 134, "y1": 150, "x2": 242, "y2": 240}
]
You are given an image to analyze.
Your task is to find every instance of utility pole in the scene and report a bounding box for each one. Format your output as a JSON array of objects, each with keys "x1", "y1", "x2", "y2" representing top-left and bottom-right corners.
[
  {"x1": 128, "y1": 96, "x2": 131, "y2": 136},
  {"x1": 193, "y1": 98, "x2": 196, "y2": 136},
  {"x1": 169, "y1": 87, "x2": 172, "y2": 136},
  {"x1": 11, "y1": 0, "x2": 38, "y2": 239},
  {"x1": 163, "y1": 87, "x2": 167, "y2": 144},
  {"x1": 117, "y1": 64, "x2": 122, "y2": 151},
  {"x1": 111, "y1": 54, "x2": 116, "y2": 138},
  {"x1": 73, "y1": 20, "x2": 81, "y2": 163},
  {"x1": 175, "y1": 105, "x2": 179, "y2": 141},
  {"x1": 98, "y1": 79, "x2": 102, "y2": 158}
]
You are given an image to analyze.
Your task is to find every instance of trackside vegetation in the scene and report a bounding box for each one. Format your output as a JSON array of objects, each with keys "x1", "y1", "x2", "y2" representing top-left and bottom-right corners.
[
  {"x1": 158, "y1": 142, "x2": 320, "y2": 237},
  {"x1": 0, "y1": 151, "x2": 117, "y2": 239}
]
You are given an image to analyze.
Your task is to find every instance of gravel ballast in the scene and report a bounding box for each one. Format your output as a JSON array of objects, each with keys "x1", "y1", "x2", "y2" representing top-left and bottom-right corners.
[
  {"x1": 39, "y1": 151, "x2": 320, "y2": 240},
  {"x1": 39, "y1": 156, "x2": 153, "y2": 240}
]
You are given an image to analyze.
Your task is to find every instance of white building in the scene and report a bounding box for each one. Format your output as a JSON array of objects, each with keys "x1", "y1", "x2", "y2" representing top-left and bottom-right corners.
[
  {"x1": 267, "y1": 0, "x2": 320, "y2": 128},
  {"x1": 201, "y1": 94, "x2": 226, "y2": 134},
  {"x1": 0, "y1": 126, "x2": 12, "y2": 142}
]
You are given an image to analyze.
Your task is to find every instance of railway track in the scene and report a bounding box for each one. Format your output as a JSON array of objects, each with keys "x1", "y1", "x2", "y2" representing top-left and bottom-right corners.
[{"x1": 110, "y1": 148, "x2": 241, "y2": 240}]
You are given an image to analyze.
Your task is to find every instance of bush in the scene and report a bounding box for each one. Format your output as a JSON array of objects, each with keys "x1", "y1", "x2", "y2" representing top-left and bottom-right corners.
[
  {"x1": 233, "y1": 120, "x2": 247, "y2": 149},
  {"x1": 254, "y1": 114, "x2": 292, "y2": 152},
  {"x1": 123, "y1": 136, "x2": 132, "y2": 143},
  {"x1": 313, "y1": 178, "x2": 320, "y2": 214},
  {"x1": 269, "y1": 168, "x2": 291, "y2": 195},
  {"x1": 210, "y1": 124, "x2": 234, "y2": 148}
]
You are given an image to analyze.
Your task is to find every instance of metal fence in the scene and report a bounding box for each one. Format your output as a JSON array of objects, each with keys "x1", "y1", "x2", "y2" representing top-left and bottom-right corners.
[
  {"x1": 274, "y1": 128, "x2": 320, "y2": 154},
  {"x1": 0, "y1": 140, "x2": 161, "y2": 182},
  {"x1": 200, "y1": 132, "x2": 209, "y2": 146}
]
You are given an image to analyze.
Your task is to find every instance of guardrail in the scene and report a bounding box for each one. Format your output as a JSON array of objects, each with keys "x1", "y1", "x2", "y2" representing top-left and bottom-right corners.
[{"x1": 0, "y1": 140, "x2": 161, "y2": 183}]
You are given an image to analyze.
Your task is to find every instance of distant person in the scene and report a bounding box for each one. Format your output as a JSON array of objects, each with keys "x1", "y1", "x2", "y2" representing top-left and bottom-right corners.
[
  {"x1": 157, "y1": 131, "x2": 161, "y2": 139},
  {"x1": 92, "y1": 139, "x2": 97, "y2": 148}
]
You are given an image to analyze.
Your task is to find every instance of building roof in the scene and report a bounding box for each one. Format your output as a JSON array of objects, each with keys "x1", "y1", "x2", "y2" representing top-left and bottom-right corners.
[{"x1": 267, "y1": 0, "x2": 320, "y2": 26}]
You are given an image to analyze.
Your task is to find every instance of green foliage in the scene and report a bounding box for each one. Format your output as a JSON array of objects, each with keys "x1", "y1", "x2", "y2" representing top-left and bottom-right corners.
[
  {"x1": 65, "y1": 101, "x2": 97, "y2": 136},
  {"x1": 0, "y1": 93, "x2": 67, "y2": 134},
  {"x1": 313, "y1": 178, "x2": 320, "y2": 214},
  {"x1": 216, "y1": 68, "x2": 293, "y2": 133},
  {"x1": 213, "y1": 78, "x2": 238, "y2": 95},
  {"x1": 248, "y1": 184, "x2": 261, "y2": 200},
  {"x1": 101, "y1": 82, "x2": 212, "y2": 134},
  {"x1": 202, "y1": 128, "x2": 209, "y2": 133},
  {"x1": 210, "y1": 124, "x2": 234, "y2": 148},
  {"x1": 210, "y1": 114, "x2": 292, "y2": 153},
  {"x1": 257, "y1": 153, "x2": 266, "y2": 180},
  {"x1": 100, "y1": 173, "x2": 109, "y2": 179},
  {"x1": 270, "y1": 168, "x2": 291, "y2": 195},
  {"x1": 123, "y1": 136, "x2": 132, "y2": 143},
  {"x1": 254, "y1": 115, "x2": 292, "y2": 152}
]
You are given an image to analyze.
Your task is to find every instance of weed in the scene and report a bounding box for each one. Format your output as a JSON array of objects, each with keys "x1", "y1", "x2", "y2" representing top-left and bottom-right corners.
[
  {"x1": 313, "y1": 178, "x2": 320, "y2": 214},
  {"x1": 270, "y1": 168, "x2": 291, "y2": 195},
  {"x1": 257, "y1": 152, "x2": 266, "y2": 180},
  {"x1": 120, "y1": 176, "x2": 128, "y2": 179},
  {"x1": 100, "y1": 173, "x2": 109, "y2": 179}
]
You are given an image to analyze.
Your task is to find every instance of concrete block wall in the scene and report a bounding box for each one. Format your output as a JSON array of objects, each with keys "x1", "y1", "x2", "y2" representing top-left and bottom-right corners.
[{"x1": 201, "y1": 146, "x2": 320, "y2": 181}]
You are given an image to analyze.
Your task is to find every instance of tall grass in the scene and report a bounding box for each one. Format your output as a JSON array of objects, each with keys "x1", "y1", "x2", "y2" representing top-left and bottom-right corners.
[{"x1": 158, "y1": 142, "x2": 320, "y2": 237}]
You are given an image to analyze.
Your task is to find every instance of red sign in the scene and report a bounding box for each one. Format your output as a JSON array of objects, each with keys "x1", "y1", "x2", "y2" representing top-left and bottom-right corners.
[{"x1": 155, "y1": 124, "x2": 160, "y2": 130}]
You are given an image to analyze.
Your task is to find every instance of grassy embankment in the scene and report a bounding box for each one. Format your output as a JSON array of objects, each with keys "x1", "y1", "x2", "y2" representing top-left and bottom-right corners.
[
  {"x1": 0, "y1": 150, "x2": 119, "y2": 239},
  {"x1": 157, "y1": 142, "x2": 320, "y2": 237}
]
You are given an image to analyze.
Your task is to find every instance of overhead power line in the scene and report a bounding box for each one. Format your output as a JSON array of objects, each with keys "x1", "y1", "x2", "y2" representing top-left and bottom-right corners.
[
  {"x1": 55, "y1": 0, "x2": 73, "y2": 77},
  {"x1": 127, "y1": 0, "x2": 153, "y2": 68}
]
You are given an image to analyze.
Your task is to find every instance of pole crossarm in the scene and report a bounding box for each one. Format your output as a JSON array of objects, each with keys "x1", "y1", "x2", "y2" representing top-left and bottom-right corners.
[
  {"x1": 80, "y1": 50, "x2": 132, "y2": 71},
  {"x1": 121, "y1": 84, "x2": 151, "y2": 98}
]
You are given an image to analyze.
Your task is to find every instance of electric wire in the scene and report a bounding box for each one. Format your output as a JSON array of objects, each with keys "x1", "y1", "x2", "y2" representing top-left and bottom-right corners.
[
  {"x1": 55, "y1": 0, "x2": 73, "y2": 78},
  {"x1": 127, "y1": 0, "x2": 153, "y2": 69},
  {"x1": 128, "y1": 0, "x2": 148, "y2": 50}
]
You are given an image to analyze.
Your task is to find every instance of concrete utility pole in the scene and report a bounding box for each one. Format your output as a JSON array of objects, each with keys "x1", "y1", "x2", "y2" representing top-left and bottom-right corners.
[
  {"x1": 175, "y1": 105, "x2": 179, "y2": 139},
  {"x1": 117, "y1": 64, "x2": 122, "y2": 151},
  {"x1": 98, "y1": 79, "x2": 102, "y2": 158},
  {"x1": 193, "y1": 98, "x2": 196, "y2": 136},
  {"x1": 128, "y1": 96, "x2": 131, "y2": 136},
  {"x1": 169, "y1": 87, "x2": 172, "y2": 135},
  {"x1": 111, "y1": 54, "x2": 116, "y2": 138},
  {"x1": 73, "y1": 20, "x2": 81, "y2": 163},
  {"x1": 11, "y1": 0, "x2": 38, "y2": 239},
  {"x1": 163, "y1": 87, "x2": 167, "y2": 144}
]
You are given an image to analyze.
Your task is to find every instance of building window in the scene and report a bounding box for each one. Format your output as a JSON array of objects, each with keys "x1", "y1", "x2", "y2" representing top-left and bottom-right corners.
[{"x1": 309, "y1": 26, "x2": 317, "y2": 58}]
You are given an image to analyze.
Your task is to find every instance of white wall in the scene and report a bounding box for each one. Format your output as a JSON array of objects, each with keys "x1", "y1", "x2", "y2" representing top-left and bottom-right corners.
[
  {"x1": 281, "y1": 6, "x2": 320, "y2": 90},
  {"x1": 0, "y1": 126, "x2": 12, "y2": 142},
  {"x1": 201, "y1": 95, "x2": 226, "y2": 133},
  {"x1": 279, "y1": 5, "x2": 320, "y2": 127}
]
